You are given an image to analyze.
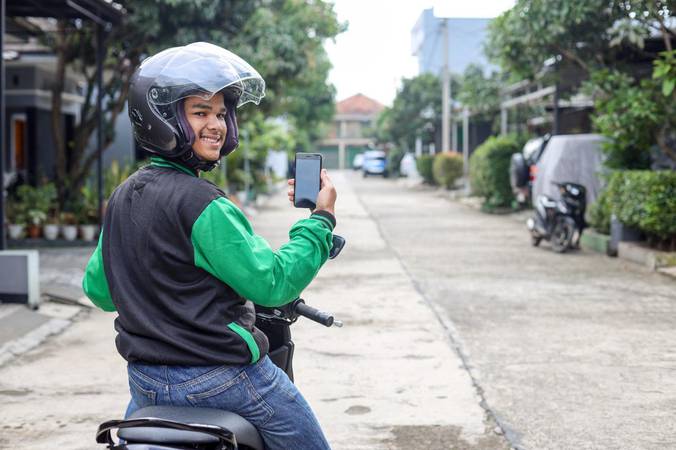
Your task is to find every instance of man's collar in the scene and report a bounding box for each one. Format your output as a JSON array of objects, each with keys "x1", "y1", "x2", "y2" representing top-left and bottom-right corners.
[{"x1": 149, "y1": 156, "x2": 198, "y2": 177}]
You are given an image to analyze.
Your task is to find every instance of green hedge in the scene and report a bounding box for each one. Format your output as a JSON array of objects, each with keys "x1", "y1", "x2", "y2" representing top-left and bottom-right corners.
[
  {"x1": 588, "y1": 187, "x2": 612, "y2": 235},
  {"x1": 433, "y1": 152, "x2": 464, "y2": 189},
  {"x1": 606, "y1": 170, "x2": 676, "y2": 241},
  {"x1": 469, "y1": 135, "x2": 521, "y2": 208},
  {"x1": 416, "y1": 155, "x2": 435, "y2": 185}
]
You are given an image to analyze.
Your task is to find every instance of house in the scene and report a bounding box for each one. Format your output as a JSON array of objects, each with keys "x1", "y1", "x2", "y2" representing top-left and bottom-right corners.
[
  {"x1": 1, "y1": 3, "x2": 127, "y2": 195},
  {"x1": 317, "y1": 93, "x2": 384, "y2": 169},
  {"x1": 1, "y1": 34, "x2": 83, "y2": 188}
]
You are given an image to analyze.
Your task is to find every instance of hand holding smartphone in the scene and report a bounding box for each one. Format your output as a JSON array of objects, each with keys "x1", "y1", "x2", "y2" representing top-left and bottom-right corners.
[{"x1": 293, "y1": 153, "x2": 322, "y2": 210}]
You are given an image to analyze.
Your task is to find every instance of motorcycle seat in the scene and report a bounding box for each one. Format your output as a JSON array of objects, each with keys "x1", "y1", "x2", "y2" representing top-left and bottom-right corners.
[{"x1": 118, "y1": 405, "x2": 264, "y2": 449}]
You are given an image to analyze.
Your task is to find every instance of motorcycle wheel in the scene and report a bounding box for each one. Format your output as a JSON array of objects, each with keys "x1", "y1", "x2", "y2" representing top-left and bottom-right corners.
[
  {"x1": 551, "y1": 217, "x2": 576, "y2": 253},
  {"x1": 531, "y1": 235, "x2": 542, "y2": 247}
]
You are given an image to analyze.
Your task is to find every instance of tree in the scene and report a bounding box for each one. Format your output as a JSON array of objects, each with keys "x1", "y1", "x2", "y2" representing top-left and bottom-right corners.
[
  {"x1": 587, "y1": 69, "x2": 662, "y2": 169},
  {"x1": 456, "y1": 64, "x2": 503, "y2": 125},
  {"x1": 486, "y1": 0, "x2": 620, "y2": 79},
  {"x1": 487, "y1": 0, "x2": 674, "y2": 80},
  {"x1": 45, "y1": 0, "x2": 343, "y2": 210},
  {"x1": 375, "y1": 73, "x2": 461, "y2": 153},
  {"x1": 488, "y1": 0, "x2": 675, "y2": 168},
  {"x1": 587, "y1": 50, "x2": 676, "y2": 168}
]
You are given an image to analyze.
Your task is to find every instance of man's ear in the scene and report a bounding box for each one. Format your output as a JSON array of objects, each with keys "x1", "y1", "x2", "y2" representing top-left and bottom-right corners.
[{"x1": 221, "y1": 105, "x2": 238, "y2": 156}]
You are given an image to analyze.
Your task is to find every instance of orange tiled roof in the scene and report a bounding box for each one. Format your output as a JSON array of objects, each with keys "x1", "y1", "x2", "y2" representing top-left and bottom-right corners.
[{"x1": 336, "y1": 93, "x2": 385, "y2": 115}]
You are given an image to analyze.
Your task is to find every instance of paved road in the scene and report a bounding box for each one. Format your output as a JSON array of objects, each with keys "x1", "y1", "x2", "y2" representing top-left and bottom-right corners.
[
  {"x1": 2, "y1": 170, "x2": 673, "y2": 450},
  {"x1": 350, "y1": 172, "x2": 676, "y2": 450},
  {"x1": 0, "y1": 172, "x2": 507, "y2": 450}
]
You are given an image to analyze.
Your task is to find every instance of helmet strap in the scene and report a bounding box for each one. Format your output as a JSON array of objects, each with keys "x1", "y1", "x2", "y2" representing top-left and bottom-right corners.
[{"x1": 177, "y1": 149, "x2": 220, "y2": 172}]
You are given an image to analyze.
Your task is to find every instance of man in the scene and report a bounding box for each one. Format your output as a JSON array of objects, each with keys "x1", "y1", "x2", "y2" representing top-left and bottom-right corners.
[{"x1": 83, "y1": 42, "x2": 334, "y2": 449}]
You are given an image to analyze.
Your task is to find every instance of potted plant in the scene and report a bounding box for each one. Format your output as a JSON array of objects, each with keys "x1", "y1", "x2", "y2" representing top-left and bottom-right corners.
[
  {"x1": 78, "y1": 185, "x2": 100, "y2": 241},
  {"x1": 43, "y1": 208, "x2": 61, "y2": 241},
  {"x1": 25, "y1": 209, "x2": 47, "y2": 238},
  {"x1": 5, "y1": 198, "x2": 26, "y2": 240},
  {"x1": 60, "y1": 211, "x2": 78, "y2": 241},
  {"x1": 16, "y1": 183, "x2": 56, "y2": 239}
]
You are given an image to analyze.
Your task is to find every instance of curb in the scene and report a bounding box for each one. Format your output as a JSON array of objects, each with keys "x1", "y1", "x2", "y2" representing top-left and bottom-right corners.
[
  {"x1": 580, "y1": 230, "x2": 611, "y2": 255},
  {"x1": 0, "y1": 316, "x2": 71, "y2": 366},
  {"x1": 618, "y1": 241, "x2": 676, "y2": 271}
]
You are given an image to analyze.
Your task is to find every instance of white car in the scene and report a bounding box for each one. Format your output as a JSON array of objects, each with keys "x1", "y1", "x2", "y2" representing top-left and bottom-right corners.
[
  {"x1": 362, "y1": 151, "x2": 388, "y2": 177},
  {"x1": 352, "y1": 153, "x2": 364, "y2": 170}
]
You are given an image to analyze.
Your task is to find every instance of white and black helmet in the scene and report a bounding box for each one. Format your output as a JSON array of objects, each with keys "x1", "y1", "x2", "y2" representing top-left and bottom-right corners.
[{"x1": 128, "y1": 42, "x2": 265, "y2": 170}]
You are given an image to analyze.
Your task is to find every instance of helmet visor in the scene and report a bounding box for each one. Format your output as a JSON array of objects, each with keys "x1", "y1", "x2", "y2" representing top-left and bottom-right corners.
[{"x1": 139, "y1": 42, "x2": 265, "y2": 107}]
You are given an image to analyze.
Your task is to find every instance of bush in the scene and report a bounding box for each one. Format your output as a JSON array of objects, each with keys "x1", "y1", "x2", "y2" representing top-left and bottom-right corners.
[
  {"x1": 386, "y1": 147, "x2": 406, "y2": 177},
  {"x1": 433, "y1": 152, "x2": 464, "y2": 189},
  {"x1": 416, "y1": 155, "x2": 435, "y2": 185},
  {"x1": 588, "y1": 187, "x2": 612, "y2": 234},
  {"x1": 469, "y1": 135, "x2": 521, "y2": 208},
  {"x1": 606, "y1": 170, "x2": 676, "y2": 243}
]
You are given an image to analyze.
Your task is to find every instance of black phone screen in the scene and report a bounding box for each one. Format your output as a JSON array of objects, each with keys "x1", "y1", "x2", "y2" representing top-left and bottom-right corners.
[{"x1": 294, "y1": 153, "x2": 322, "y2": 209}]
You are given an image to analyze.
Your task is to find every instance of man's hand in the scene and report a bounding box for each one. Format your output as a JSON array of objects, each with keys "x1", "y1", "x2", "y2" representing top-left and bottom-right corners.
[{"x1": 287, "y1": 169, "x2": 337, "y2": 215}]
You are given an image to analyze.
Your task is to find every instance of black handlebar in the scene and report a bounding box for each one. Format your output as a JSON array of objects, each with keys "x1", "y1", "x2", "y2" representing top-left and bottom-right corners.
[{"x1": 293, "y1": 300, "x2": 340, "y2": 327}]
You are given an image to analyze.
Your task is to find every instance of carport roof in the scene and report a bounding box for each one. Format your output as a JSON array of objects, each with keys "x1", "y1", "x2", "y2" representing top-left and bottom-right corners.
[{"x1": 7, "y1": 0, "x2": 125, "y2": 24}]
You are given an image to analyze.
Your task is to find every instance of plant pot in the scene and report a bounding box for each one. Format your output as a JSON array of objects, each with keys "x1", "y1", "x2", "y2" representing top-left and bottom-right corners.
[
  {"x1": 27, "y1": 224, "x2": 42, "y2": 239},
  {"x1": 79, "y1": 224, "x2": 99, "y2": 241},
  {"x1": 43, "y1": 224, "x2": 60, "y2": 241},
  {"x1": 8, "y1": 224, "x2": 26, "y2": 240},
  {"x1": 608, "y1": 215, "x2": 643, "y2": 257},
  {"x1": 61, "y1": 225, "x2": 78, "y2": 241}
]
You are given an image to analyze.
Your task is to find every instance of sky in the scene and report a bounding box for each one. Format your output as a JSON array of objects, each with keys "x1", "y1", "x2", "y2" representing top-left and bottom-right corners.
[{"x1": 324, "y1": 0, "x2": 516, "y2": 106}]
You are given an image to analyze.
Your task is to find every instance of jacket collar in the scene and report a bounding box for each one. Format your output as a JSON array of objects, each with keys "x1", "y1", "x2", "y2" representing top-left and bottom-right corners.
[{"x1": 149, "y1": 156, "x2": 198, "y2": 177}]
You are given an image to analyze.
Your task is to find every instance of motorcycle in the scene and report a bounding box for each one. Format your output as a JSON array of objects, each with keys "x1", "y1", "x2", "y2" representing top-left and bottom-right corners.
[
  {"x1": 96, "y1": 236, "x2": 346, "y2": 450},
  {"x1": 527, "y1": 182, "x2": 586, "y2": 253}
]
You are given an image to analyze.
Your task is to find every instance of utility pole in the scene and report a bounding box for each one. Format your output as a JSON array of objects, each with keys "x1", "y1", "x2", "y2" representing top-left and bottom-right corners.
[
  {"x1": 462, "y1": 107, "x2": 470, "y2": 194},
  {"x1": 441, "y1": 19, "x2": 450, "y2": 153}
]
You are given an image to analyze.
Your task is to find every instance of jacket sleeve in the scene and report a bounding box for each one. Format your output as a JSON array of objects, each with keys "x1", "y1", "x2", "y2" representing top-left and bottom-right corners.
[
  {"x1": 82, "y1": 231, "x2": 116, "y2": 312},
  {"x1": 191, "y1": 197, "x2": 334, "y2": 307}
]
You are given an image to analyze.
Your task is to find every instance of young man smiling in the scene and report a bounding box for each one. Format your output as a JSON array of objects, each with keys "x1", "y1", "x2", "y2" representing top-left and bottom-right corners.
[
  {"x1": 185, "y1": 94, "x2": 229, "y2": 160},
  {"x1": 83, "y1": 42, "x2": 335, "y2": 449}
]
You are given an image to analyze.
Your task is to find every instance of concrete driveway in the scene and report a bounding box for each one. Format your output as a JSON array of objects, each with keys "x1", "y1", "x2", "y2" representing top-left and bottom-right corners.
[
  {"x1": 1, "y1": 169, "x2": 673, "y2": 450},
  {"x1": 350, "y1": 172, "x2": 676, "y2": 450},
  {"x1": 0, "y1": 171, "x2": 505, "y2": 450}
]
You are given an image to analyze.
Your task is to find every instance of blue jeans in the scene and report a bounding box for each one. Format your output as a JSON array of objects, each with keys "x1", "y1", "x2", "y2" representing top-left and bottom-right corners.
[{"x1": 125, "y1": 356, "x2": 331, "y2": 450}]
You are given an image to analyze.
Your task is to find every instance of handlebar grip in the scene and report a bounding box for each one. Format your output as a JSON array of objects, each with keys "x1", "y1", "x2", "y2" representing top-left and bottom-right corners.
[{"x1": 294, "y1": 301, "x2": 335, "y2": 327}]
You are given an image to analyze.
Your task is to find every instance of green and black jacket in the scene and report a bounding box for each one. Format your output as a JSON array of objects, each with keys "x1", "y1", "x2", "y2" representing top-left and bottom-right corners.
[{"x1": 82, "y1": 156, "x2": 334, "y2": 366}]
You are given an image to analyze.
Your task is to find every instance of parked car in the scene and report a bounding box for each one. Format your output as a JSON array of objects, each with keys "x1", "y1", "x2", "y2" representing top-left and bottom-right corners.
[
  {"x1": 531, "y1": 134, "x2": 605, "y2": 209},
  {"x1": 352, "y1": 153, "x2": 364, "y2": 170},
  {"x1": 510, "y1": 135, "x2": 550, "y2": 205},
  {"x1": 362, "y1": 150, "x2": 388, "y2": 177}
]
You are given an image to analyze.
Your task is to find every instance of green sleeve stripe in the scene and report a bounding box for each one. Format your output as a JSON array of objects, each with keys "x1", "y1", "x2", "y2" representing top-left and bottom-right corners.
[
  {"x1": 82, "y1": 231, "x2": 116, "y2": 312},
  {"x1": 227, "y1": 322, "x2": 260, "y2": 363},
  {"x1": 310, "y1": 213, "x2": 334, "y2": 231},
  {"x1": 191, "y1": 197, "x2": 332, "y2": 307}
]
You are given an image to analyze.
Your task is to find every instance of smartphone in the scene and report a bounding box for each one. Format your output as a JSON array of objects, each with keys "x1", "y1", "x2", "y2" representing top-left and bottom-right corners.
[{"x1": 293, "y1": 153, "x2": 322, "y2": 209}]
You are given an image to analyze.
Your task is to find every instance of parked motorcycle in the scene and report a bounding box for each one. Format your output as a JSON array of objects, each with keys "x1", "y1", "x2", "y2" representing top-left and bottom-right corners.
[
  {"x1": 96, "y1": 236, "x2": 346, "y2": 450},
  {"x1": 527, "y1": 182, "x2": 586, "y2": 253}
]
